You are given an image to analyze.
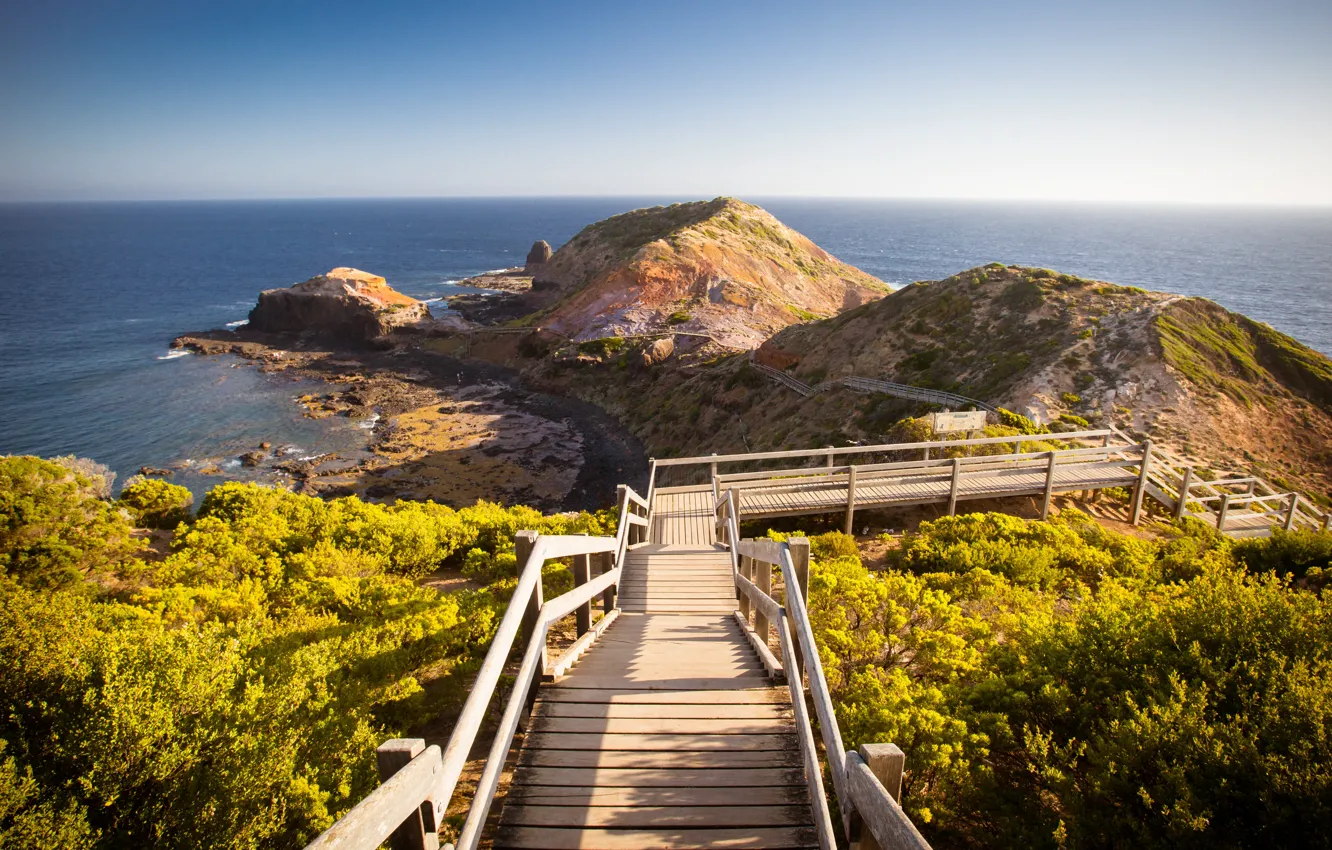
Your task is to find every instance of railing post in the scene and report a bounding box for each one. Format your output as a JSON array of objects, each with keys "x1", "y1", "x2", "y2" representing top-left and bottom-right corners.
[
  {"x1": 376, "y1": 739, "x2": 436, "y2": 850},
  {"x1": 948, "y1": 457, "x2": 961, "y2": 516},
  {"x1": 1014, "y1": 439, "x2": 1022, "y2": 455},
  {"x1": 1175, "y1": 465, "x2": 1194, "y2": 519},
  {"x1": 921, "y1": 447, "x2": 929, "y2": 461},
  {"x1": 845, "y1": 466, "x2": 858, "y2": 535},
  {"x1": 738, "y1": 546, "x2": 752, "y2": 622},
  {"x1": 755, "y1": 550, "x2": 772, "y2": 647},
  {"x1": 1285, "y1": 495, "x2": 1299, "y2": 531},
  {"x1": 848, "y1": 743, "x2": 908, "y2": 850},
  {"x1": 1040, "y1": 450, "x2": 1057, "y2": 520},
  {"x1": 598, "y1": 550, "x2": 616, "y2": 614},
  {"x1": 826, "y1": 445, "x2": 835, "y2": 468},
  {"x1": 573, "y1": 550, "x2": 592, "y2": 637},
  {"x1": 1131, "y1": 440, "x2": 1153, "y2": 526},
  {"x1": 515, "y1": 530, "x2": 545, "y2": 726},
  {"x1": 1218, "y1": 493, "x2": 1231, "y2": 531},
  {"x1": 788, "y1": 537, "x2": 810, "y2": 685}
]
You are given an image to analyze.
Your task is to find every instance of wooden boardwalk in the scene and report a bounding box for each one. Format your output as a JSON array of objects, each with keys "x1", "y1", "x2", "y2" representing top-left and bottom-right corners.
[
  {"x1": 649, "y1": 489, "x2": 717, "y2": 545},
  {"x1": 496, "y1": 509, "x2": 816, "y2": 849},
  {"x1": 732, "y1": 462, "x2": 1140, "y2": 519},
  {"x1": 618, "y1": 545, "x2": 735, "y2": 614}
]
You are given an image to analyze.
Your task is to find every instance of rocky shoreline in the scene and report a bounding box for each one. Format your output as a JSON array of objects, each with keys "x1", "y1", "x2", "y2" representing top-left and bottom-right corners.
[{"x1": 170, "y1": 326, "x2": 645, "y2": 511}]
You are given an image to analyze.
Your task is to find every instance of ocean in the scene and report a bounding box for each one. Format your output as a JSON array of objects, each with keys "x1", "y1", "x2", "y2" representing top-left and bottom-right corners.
[{"x1": 1, "y1": 198, "x2": 1329, "y2": 494}]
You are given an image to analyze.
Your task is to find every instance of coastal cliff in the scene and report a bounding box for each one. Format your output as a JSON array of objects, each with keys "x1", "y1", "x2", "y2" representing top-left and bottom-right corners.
[
  {"x1": 248, "y1": 267, "x2": 429, "y2": 344},
  {"x1": 521, "y1": 197, "x2": 888, "y2": 348}
]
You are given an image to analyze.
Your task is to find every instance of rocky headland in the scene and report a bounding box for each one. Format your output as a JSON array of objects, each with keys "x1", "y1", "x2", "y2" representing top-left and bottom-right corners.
[
  {"x1": 519, "y1": 197, "x2": 889, "y2": 348},
  {"x1": 169, "y1": 202, "x2": 1332, "y2": 510},
  {"x1": 248, "y1": 267, "x2": 435, "y2": 344}
]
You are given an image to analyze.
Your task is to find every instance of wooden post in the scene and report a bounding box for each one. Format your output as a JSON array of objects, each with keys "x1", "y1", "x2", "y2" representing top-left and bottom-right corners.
[
  {"x1": 845, "y1": 466, "x2": 858, "y2": 535},
  {"x1": 1284, "y1": 494, "x2": 1299, "y2": 531},
  {"x1": 755, "y1": 553, "x2": 772, "y2": 648},
  {"x1": 1130, "y1": 440, "x2": 1152, "y2": 526},
  {"x1": 948, "y1": 457, "x2": 962, "y2": 516},
  {"x1": 859, "y1": 743, "x2": 905, "y2": 803},
  {"x1": 1103, "y1": 433, "x2": 1112, "y2": 448},
  {"x1": 709, "y1": 452, "x2": 719, "y2": 484},
  {"x1": 572, "y1": 550, "x2": 591, "y2": 636},
  {"x1": 738, "y1": 546, "x2": 752, "y2": 622},
  {"x1": 826, "y1": 446, "x2": 835, "y2": 468},
  {"x1": 921, "y1": 447, "x2": 929, "y2": 461},
  {"x1": 1175, "y1": 465, "x2": 1194, "y2": 519},
  {"x1": 850, "y1": 743, "x2": 907, "y2": 850},
  {"x1": 514, "y1": 530, "x2": 546, "y2": 726},
  {"x1": 598, "y1": 550, "x2": 616, "y2": 614},
  {"x1": 1217, "y1": 493, "x2": 1231, "y2": 531},
  {"x1": 788, "y1": 537, "x2": 810, "y2": 684},
  {"x1": 1014, "y1": 439, "x2": 1022, "y2": 455},
  {"x1": 1040, "y1": 450, "x2": 1057, "y2": 520},
  {"x1": 376, "y1": 739, "x2": 436, "y2": 850}
]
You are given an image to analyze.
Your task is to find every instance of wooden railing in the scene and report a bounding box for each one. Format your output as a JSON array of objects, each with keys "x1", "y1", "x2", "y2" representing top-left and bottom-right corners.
[
  {"x1": 718, "y1": 494, "x2": 931, "y2": 850},
  {"x1": 303, "y1": 487, "x2": 650, "y2": 850},
  {"x1": 1110, "y1": 426, "x2": 1331, "y2": 536}
]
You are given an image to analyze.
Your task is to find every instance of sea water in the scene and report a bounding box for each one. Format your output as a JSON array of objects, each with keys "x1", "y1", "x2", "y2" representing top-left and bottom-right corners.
[{"x1": 1, "y1": 198, "x2": 1328, "y2": 492}]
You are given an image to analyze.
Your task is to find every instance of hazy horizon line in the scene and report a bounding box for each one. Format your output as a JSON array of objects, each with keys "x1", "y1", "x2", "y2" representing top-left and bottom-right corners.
[{"x1": 3, "y1": 193, "x2": 1331, "y2": 210}]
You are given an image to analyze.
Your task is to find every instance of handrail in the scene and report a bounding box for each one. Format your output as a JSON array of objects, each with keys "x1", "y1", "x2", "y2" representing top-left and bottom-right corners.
[
  {"x1": 656, "y1": 429, "x2": 1123, "y2": 468},
  {"x1": 726, "y1": 534, "x2": 932, "y2": 849},
  {"x1": 305, "y1": 486, "x2": 651, "y2": 850}
]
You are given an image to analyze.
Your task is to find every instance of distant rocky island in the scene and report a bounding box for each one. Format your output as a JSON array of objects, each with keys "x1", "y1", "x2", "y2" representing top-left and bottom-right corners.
[{"x1": 170, "y1": 198, "x2": 1332, "y2": 508}]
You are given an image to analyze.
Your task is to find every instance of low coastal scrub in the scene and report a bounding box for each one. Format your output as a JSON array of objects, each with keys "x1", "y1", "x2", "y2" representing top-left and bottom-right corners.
[
  {"x1": 796, "y1": 512, "x2": 1332, "y2": 848},
  {"x1": 0, "y1": 455, "x2": 612, "y2": 849}
]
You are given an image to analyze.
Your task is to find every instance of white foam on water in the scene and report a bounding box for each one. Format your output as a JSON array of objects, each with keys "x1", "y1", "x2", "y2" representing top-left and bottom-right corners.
[
  {"x1": 225, "y1": 319, "x2": 249, "y2": 327},
  {"x1": 357, "y1": 413, "x2": 380, "y2": 430},
  {"x1": 420, "y1": 297, "x2": 443, "y2": 304},
  {"x1": 223, "y1": 459, "x2": 241, "y2": 469},
  {"x1": 157, "y1": 350, "x2": 191, "y2": 360}
]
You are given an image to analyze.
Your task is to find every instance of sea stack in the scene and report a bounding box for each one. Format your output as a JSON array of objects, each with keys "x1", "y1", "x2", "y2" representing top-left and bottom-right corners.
[
  {"x1": 525, "y1": 240, "x2": 553, "y2": 272},
  {"x1": 247, "y1": 267, "x2": 429, "y2": 344}
]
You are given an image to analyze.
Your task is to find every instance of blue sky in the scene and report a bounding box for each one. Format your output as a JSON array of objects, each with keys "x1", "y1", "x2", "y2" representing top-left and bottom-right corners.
[{"x1": 1, "y1": 0, "x2": 1329, "y2": 203}]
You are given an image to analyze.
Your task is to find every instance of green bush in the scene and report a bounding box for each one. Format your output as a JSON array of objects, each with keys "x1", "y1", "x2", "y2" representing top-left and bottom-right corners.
[
  {"x1": 996, "y1": 408, "x2": 1049, "y2": 435},
  {"x1": 0, "y1": 464, "x2": 614, "y2": 849},
  {"x1": 0, "y1": 456, "x2": 140, "y2": 590},
  {"x1": 803, "y1": 510, "x2": 1332, "y2": 847},
  {"x1": 1060, "y1": 392, "x2": 1082, "y2": 405},
  {"x1": 667, "y1": 311, "x2": 692, "y2": 325},
  {"x1": 118, "y1": 477, "x2": 194, "y2": 528}
]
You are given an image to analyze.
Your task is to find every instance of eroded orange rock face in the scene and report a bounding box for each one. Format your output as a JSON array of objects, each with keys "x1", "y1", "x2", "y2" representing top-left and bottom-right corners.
[
  {"x1": 248, "y1": 267, "x2": 429, "y2": 344},
  {"x1": 527, "y1": 198, "x2": 888, "y2": 349}
]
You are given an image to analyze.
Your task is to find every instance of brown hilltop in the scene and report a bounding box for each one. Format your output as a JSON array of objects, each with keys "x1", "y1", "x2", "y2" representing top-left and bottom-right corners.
[{"x1": 520, "y1": 197, "x2": 888, "y2": 348}]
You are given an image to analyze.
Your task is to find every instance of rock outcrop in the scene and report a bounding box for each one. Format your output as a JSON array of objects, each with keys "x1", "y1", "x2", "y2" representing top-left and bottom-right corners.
[
  {"x1": 525, "y1": 240, "x2": 553, "y2": 272},
  {"x1": 247, "y1": 268, "x2": 428, "y2": 344},
  {"x1": 523, "y1": 198, "x2": 889, "y2": 348}
]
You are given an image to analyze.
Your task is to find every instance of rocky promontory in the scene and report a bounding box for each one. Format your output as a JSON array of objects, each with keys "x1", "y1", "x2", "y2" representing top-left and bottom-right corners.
[
  {"x1": 520, "y1": 197, "x2": 890, "y2": 348},
  {"x1": 248, "y1": 267, "x2": 430, "y2": 344}
]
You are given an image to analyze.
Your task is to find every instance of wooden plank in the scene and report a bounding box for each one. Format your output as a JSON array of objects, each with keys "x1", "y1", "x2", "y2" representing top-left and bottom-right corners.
[
  {"x1": 529, "y1": 716, "x2": 794, "y2": 735},
  {"x1": 537, "y1": 688, "x2": 791, "y2": 704},
  {"x1": 500, "y1": 805, "x2": 811, "y2": 828},
  {"x1": 522, "y1": 732, "x2": 796, "y2": 751},
  {"x1": 504, "y1": 785, "x2": 808, "y2": 807},
  {"x1": 532, "y1": 702, "x2": 793, "y2": 720},
  {"x1": 494, "y1": 825, "x2": 819, "y2": 849},
  {"x1": 845, "y1": 751, "x2": 931, "y2": 850},
  {"x1": 515, "y1": 751, "x2": 801, "y2": 770}
]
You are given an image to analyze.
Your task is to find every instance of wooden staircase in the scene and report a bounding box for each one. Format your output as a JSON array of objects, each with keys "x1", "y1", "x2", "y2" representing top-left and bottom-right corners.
[{"x1": 495, "y1": 503, "x2": 815, "y2": 848}]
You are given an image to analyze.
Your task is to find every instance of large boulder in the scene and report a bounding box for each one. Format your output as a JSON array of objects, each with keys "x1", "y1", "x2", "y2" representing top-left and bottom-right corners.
[
  {"x1": 525, "y1": 240, "x2": 553, "y2": 272},
  {"x1": 248, "y1": 268, "x2": 428, "y2": 344}
]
